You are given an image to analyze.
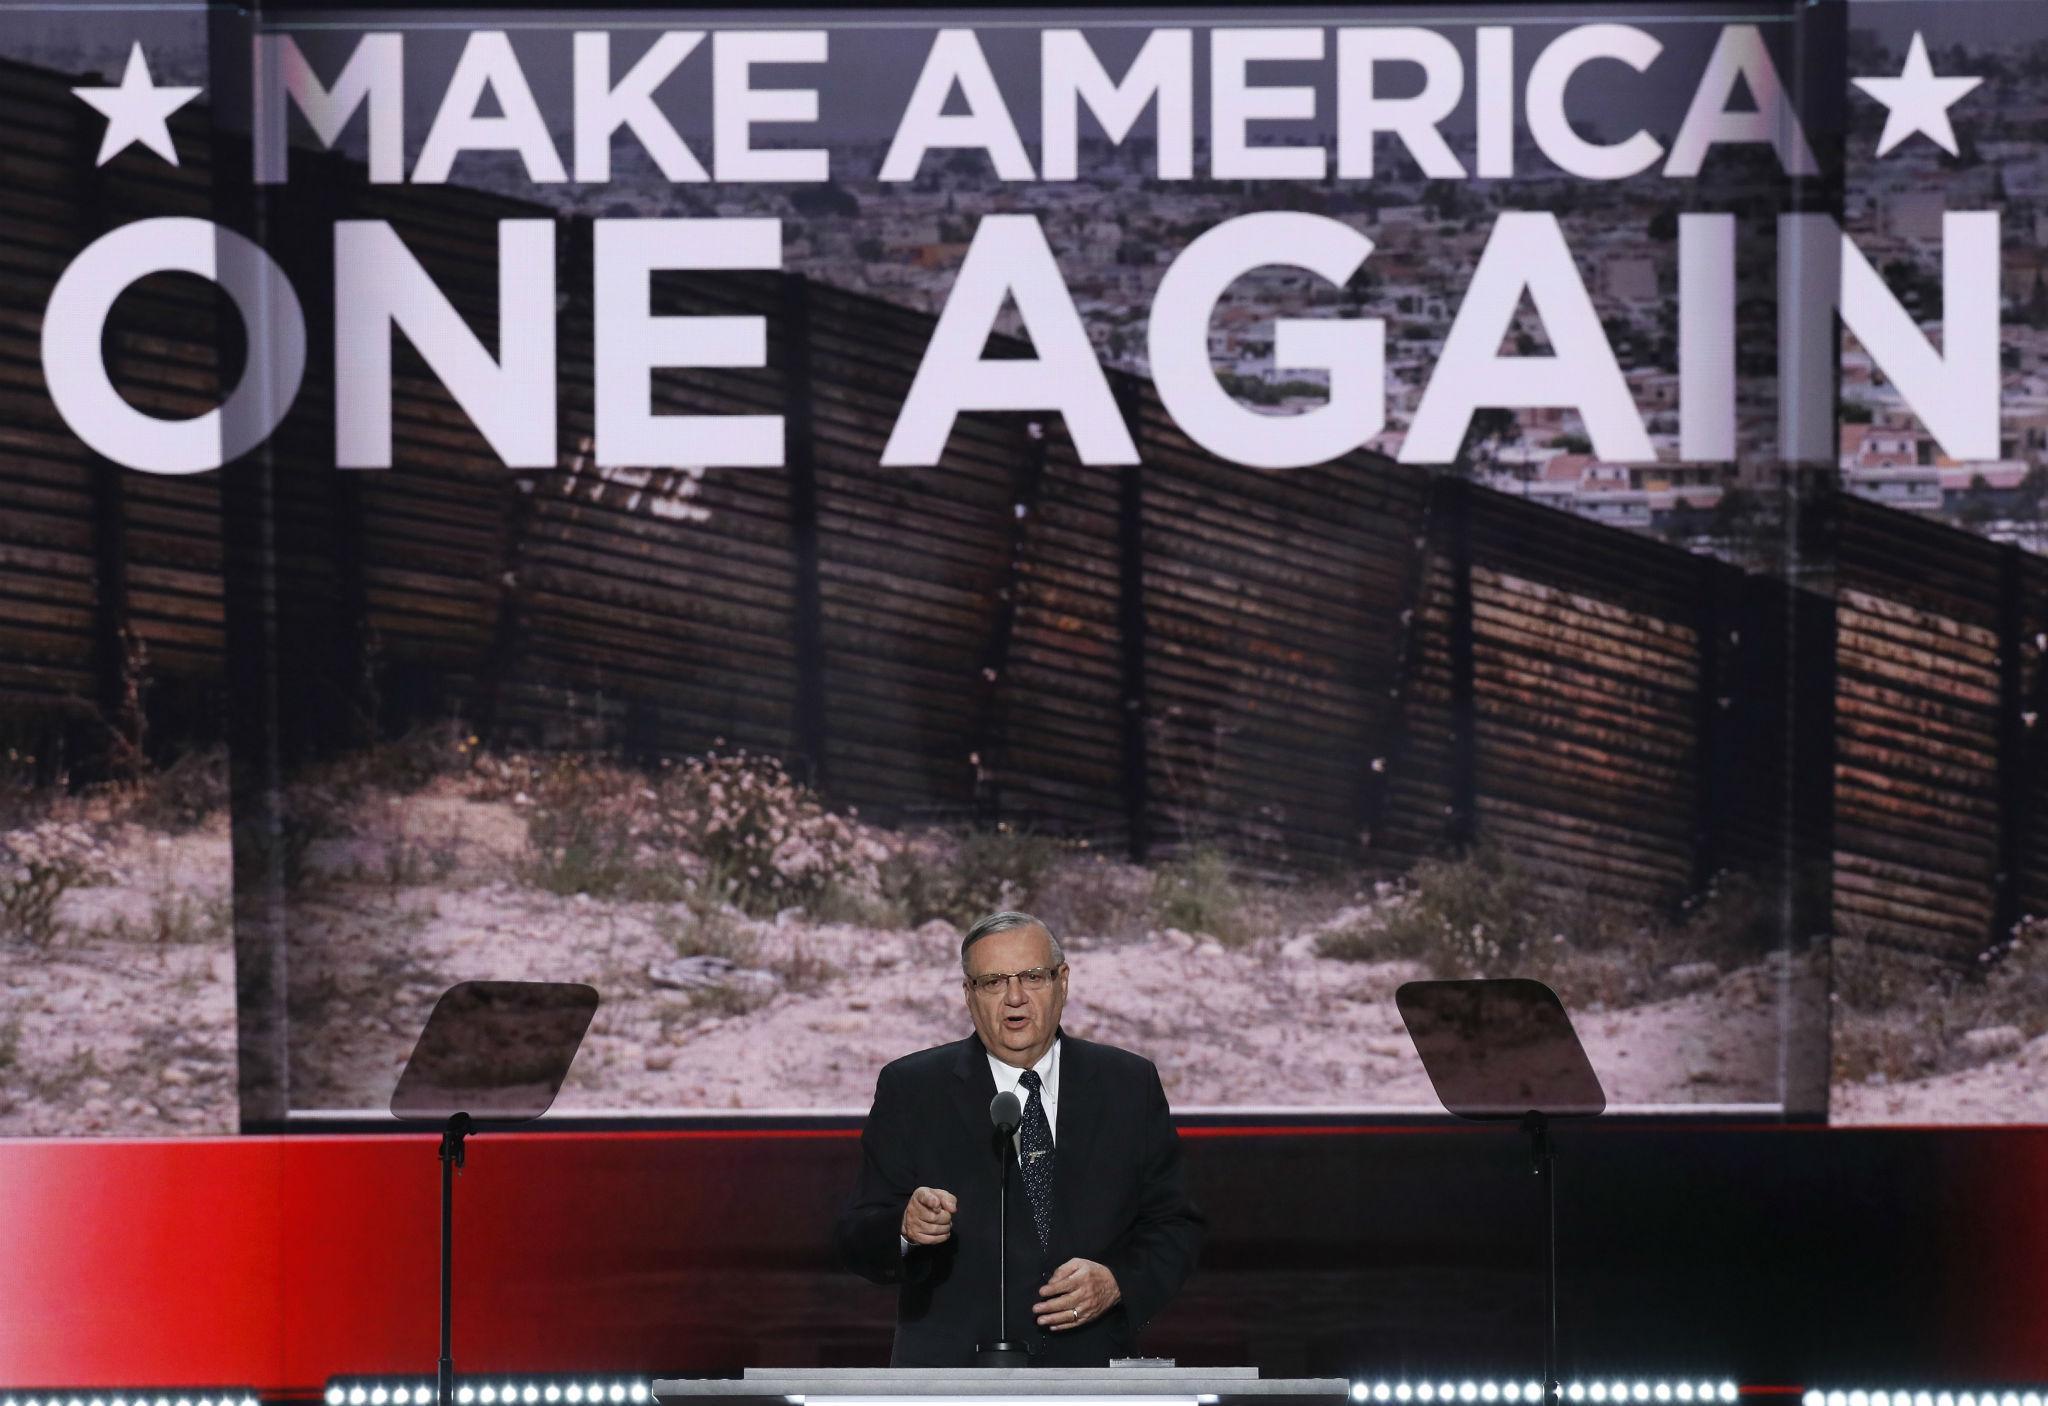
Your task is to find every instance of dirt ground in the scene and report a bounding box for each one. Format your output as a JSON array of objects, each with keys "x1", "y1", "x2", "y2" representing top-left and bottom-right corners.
[
  {"x1": 278, "y1": 788, "x2": 1799, "y2": 1116},
  {"x1": 1829, "y1": 1035, "x2": 2048, "y2": 1125},
  {"x1": 7, "y1": 777, "x2": 2033, "y2": 1131},
  {"x1": 0, "y1": 815, "x2": 237, "y2": 1136}
]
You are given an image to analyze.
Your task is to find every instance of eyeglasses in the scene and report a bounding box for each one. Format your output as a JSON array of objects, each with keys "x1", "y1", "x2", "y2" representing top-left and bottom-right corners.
[{"x1": 964, "y1": 965, "x2": 1064, "y2": 996}]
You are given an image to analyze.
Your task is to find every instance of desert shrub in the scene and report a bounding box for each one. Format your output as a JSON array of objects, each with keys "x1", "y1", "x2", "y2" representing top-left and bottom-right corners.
[
  {"x1": 374, "y1": 830, "x2": 460, "y2": 891},
  {"x1": 254, "y1": 729, "x2": 477, "y2": 868},
  {"x1": 1671, "y1": 869, "x2": 1784, "y2": 964},
  {"x1": 93, "y1": 893, "x2": 233, "y2": 946},
  {"x1": 770, "y1": 929, "x2": 838, "y2": 992},
  {"x1": 0, "y1": 748, "x2": 45, "y2": 830},
  {"x1": 877, "y1": 839, "x2": 954, "y2": 926},
  {"x1": 1832, "y1": 920, "x2": 2048, "y2": 1083},
  {"x1": 941, "y1": 826, "x2": 1059, "y2": 917},
  {"x1": 1324, "y1": 842, "x2": 1543, "y2": 974},
  {"x1": 1828, "y1": 933, "x2": 1930, "y2": 1013},
  {"x1": 1032, "y1": 852, "x2": 1152, "y2": 943},
  {"x1": 1149, "y1": 845, "x2": 1253, "y2": 945},
  {"x1": 1828, "y1": 949, "x2": 1948, "y2": 1085},
  {"x1": 1308, "y1": 884, "x2": 1405, "y2": 962},
  {"x1": 519, "y1": 751, "x2": 884, "y2": 914},
  {"x1": 0, "y1": 821, "x2": 103, "y2": 947},
  {"x1": 29, "y1": 1044, "x2": 104, "y2": 1103},
  {"x1": 664, "y1": 753, "x2": 885, "y2": 915},
  {"x1": 689, "y1": 981, "x2": 775, "y2": 1018},
  {"x1": 0, "y1": 859, "x2": 76, "y2": 947},
  {"x1": 520, "y1": 756, "x2": 677, "y2": 900},
  {"x1": 317, "y1": 722, "x2": 476, "y2": 800},
  {"x1": 118, "y1": 746, "x2": 230, "y2": 833},
  {"x1": 654, "y1": 884, "x2": 755, "y2": 962},
  {"x1": 803, "y1": 878, "x2": 905, "y2": 928},
  {"x1": 882, "y1": 826, "x2": 1062, "y2": 929},
  {"x1": 1978, "y1": 917, "x2": 2048, "y2": 1029},
  {"x1": 1317, "y1": 846, "x2": 1783, "y2": 1006}
]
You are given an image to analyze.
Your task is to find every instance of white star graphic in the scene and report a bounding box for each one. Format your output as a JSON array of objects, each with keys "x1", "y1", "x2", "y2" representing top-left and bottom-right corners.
[
  {"x1": 71, "y1": 42, "x2": 202, "y2": 167},
  {"x1": 1851, "y1": 31, "x2": 1982, "y2": 157}
]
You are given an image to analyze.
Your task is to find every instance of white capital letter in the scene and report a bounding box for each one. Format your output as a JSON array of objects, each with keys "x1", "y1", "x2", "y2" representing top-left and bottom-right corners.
[
  {"x1": 1041, "y1": 29, "x2": 1193, "y2": 181},
  {"x1": 43, "y1": 218, "x2": 304, "y2": 473},
  {"x1": 1778, "y1": 212, "x2": 1840, "y2": 465},
  {"x1": 594, "y1": 218, "x2": 784, "y2": 469},
  {"x1": 1680, "y1": 213, "x2": 1736, "y2": 463},
  {"x1": 573, "y1": 32, "x2": 707, "y2": 183},
  {"x1": 254, "y1": 33, "x2": 403, "y2": 184},
  {"x1": 1665, "y1": 24, "x2": 1817, "y2": 177},
  {"x1": 1149, "y1": 213, "x2": 1383, "y2": 470},
  {"x1": 1211, "y1": 28, "x2": 1325, "y2": 180},
  {"x1": 880, "y1": 30, "x2": 1034, "y2": 182},
  {"x1": 714, "y1": 30, "x2": 828, "y2": 182},
  {"x1": 1475, "y1": 27, "x2": 1515, "y2": 178},
  {"x1": 335, "y1": 219, "x2": 556, "y2": 468},
  {"x1": 882, "y1": 215, "x2": 1135, "y2": 465},
  {"x1": 1336, "y1": 27, "x2": 1466, "y2": 179},
  {"x1": 1526, "y1": 24, "x2": 1664, "y2": 179},
  {"x1": 1840, "y1": 211, "x2": 1999, "y2": 462},
  {"x1": 1405, "y1": 213, "x2": 1653, "y2": 464},
  {"x1": 414, "y1": 31, "x2": 566, "y2": 184}
]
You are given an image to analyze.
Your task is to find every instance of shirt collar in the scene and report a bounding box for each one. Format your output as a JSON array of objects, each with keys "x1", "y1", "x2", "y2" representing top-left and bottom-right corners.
[{"x1": 985, "y1": 1034, "x2": 1060, "y2": 1095}]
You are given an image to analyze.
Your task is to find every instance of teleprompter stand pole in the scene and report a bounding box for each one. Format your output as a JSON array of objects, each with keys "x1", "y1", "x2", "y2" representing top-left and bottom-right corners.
[
  {"x1": 1396, "y1": 981, "x2": 1602, "y2": 1406},
  {"x1": 438, "y1": 1111, "x2": 473, "y2": 1406},
  {"x1": 998, "y1": 1142, "x2": 1012, "y2": 1343},
  {"x1": 1525, "y1": 1111, "x2": 1559, "y2": 1406},
  {"x1": 393, "y1": 983, "x2": 598, "y2": 1406}
]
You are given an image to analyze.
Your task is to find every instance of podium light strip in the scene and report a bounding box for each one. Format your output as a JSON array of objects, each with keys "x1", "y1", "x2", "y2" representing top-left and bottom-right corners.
[
  {"x1": 796, "y1": 1398, "x2": 1203, "y2": 1406},
  {"x1": 325, "y1": 1383, "x2": 650, "y2": 1406},
  {"x1": 1348, "y1": 1384, "x2": 1739, "y2": 1405},
  {"x1": 1804, "y1": 1392, "x2": 2047, "y2": 1406},
  {"x1": 1, "y1": 1395, "x2": 257, "y2": 1406}
]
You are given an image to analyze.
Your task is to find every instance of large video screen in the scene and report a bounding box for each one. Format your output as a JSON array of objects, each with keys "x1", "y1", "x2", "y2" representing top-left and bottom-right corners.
[{"x1": 1, "y1": 1, "x2": 2040, "y2": 1131}]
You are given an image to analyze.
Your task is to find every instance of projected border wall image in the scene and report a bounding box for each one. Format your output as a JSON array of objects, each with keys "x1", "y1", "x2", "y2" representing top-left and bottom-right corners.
[{"x1": 0, "y1": 2, "x2": 2043, "y2": 1132}]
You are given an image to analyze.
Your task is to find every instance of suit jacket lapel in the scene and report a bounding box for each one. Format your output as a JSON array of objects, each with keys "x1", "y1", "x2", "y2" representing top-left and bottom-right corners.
[
  {"x1": 1048, "y1": 1032, "x2": 1104, "y2": 1267},
  {"x1": 951, "y1": 1032, "x2": 999, "y2": 1148}
]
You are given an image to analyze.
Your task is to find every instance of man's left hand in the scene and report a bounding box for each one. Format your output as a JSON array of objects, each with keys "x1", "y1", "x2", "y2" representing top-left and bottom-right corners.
[{"x1": 1034, "y1": 1257, "x2": 1121, "y2": 1332}]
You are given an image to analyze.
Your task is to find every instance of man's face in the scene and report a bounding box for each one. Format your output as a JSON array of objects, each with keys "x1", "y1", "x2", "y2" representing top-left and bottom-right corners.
[{"x1": 962, "y1": 923, "x2": 1069, "y2": 1069}]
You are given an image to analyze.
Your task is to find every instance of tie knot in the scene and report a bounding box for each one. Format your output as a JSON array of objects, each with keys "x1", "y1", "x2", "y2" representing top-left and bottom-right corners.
[{"x1": 1019, "y1": 1070, "x2": 1042, "y2": 1094}]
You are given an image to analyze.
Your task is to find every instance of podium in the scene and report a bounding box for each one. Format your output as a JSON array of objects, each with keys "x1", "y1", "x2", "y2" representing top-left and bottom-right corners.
[{"x1": 654, "y1": 1368, "x2": 1349, "y2": 1406}]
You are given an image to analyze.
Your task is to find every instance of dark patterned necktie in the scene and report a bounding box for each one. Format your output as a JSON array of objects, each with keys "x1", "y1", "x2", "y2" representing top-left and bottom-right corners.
[{"x1": 1016, "y1": 1068, "x2": 1055, "y2": 1251}]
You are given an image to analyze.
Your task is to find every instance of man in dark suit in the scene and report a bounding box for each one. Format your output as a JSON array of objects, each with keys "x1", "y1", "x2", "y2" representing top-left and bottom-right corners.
[{"x1": 835, "y1": 910, "x2": 1204, "y2": 1367}]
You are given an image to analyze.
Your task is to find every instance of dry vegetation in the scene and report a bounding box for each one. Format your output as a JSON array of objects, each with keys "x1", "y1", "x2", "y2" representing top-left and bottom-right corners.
[
  {"x1": 269, "y1": 735, "x2": 1801, "y2": 1114},
  {"x1": 10, "y1": 730, "x2": 2034, "y2": 1128},
  {"x1": 1828, "y1": 918, "x2": 2048, "y2": 1123},
  {"x1": 1313, "y1": 842, "x2": 1785, "y2": 1012},
  {"x1": 0, "y1": 747, "x2": 237, "y2": 1135}
]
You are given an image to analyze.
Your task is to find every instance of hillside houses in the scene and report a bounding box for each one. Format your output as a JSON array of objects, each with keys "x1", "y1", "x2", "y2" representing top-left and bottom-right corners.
[{"x1": 1480, "y1": 451, "x2": 1727, "y2": 532}]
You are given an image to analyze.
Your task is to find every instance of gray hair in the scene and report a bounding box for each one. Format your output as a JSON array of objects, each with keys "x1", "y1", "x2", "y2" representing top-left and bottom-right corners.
[{"x1": 960, "y1": 910, "x2": 1065, "y2": 971}]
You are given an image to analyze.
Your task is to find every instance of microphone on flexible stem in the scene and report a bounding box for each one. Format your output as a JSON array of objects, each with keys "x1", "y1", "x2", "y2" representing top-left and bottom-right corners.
[{"x1": 974, "y1": 1090, "x2": 1029, "y2": 1368}]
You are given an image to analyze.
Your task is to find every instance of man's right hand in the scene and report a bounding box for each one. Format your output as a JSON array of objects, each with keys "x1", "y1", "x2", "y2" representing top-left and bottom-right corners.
[{"x1": 902, "y1": 1186, "x2": 957, "y2": 1245}]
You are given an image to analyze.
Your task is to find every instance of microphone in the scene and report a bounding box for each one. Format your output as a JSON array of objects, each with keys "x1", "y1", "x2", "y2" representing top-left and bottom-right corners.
[{"x1": 975, "y1": 1088, "x2": 1029, "y2": 1366}]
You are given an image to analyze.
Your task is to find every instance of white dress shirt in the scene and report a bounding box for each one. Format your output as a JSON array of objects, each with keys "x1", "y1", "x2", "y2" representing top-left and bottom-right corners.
[{"x1": 988, "y1": 1037, "x2": 1061, "y2": 1146}]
